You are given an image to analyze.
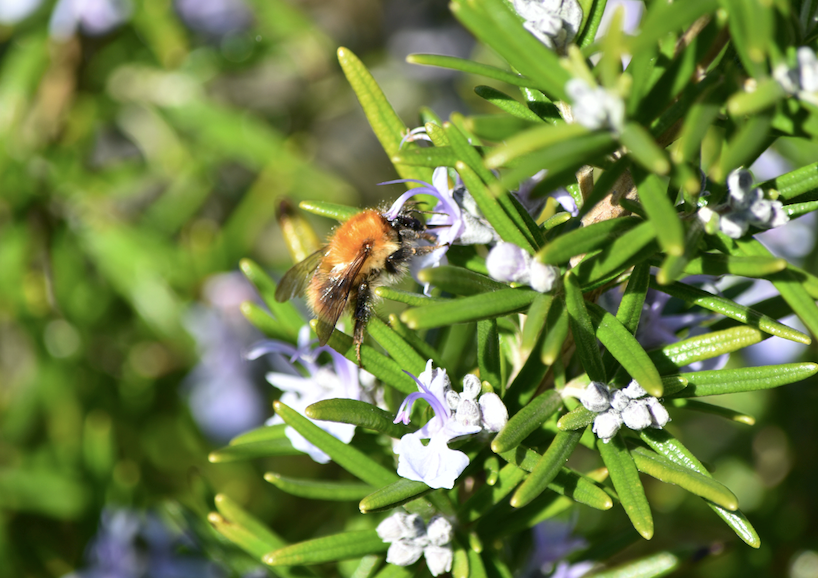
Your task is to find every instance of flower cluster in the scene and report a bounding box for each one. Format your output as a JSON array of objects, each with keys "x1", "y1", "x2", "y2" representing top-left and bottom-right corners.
[
  {"x1": 580, "y1": 380, "x2": 669, "y2": 443},
  {"x1": 565, "y1": 78, "x2": 625, "y2": 133},
  {"x1": 697, "y1": 168, "x2": 789, "y2": 239},
  {"x1": 377, "y1": 513, "x2": 454, "y2": 577},
  {"x1": 774, "y1": 46, "x2": 818, "y2": 106},
  {"x1": 393, "y1": 361, "x2": 508, "y2": 489},
  {"x1": 512, "y1": 0, "x2": 583, "y2": 51},
  {"x1": 486, "y1": 242, "x2": 560, "y2": 293},
  {"x1": 247, "y1": 325, "x2": 371, "y2": 464}
]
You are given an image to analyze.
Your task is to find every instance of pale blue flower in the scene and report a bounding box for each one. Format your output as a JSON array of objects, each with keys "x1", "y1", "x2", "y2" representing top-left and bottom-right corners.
[
  {"x1": 248, "y1": 325, "x2": 368, "y2": 464},
  {"x1": 512, "y1": 0, "x2": 583, "y2": 51},
  {"x1": 49, "y1": 0, "x2": 131, "y2": 41},
  {"x1": 524, "y1": 520, "x2": 594, "y2": 578},
  {"x1": 393, "y1": 361, "x2": 484, "y2": 489}
]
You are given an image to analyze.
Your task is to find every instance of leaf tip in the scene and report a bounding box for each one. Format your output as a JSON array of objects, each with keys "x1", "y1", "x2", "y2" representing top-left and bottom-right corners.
[
  {"x1": 262, "y1": 552, "x2": 278, "y2": 566},
  {"x1": 207, "y1": 451, "x2": 221, "y2": 463},
  {"x1": 207, "y1": 512, "x2": 223, "y2": 524},
  {"x1": 263, "y1": 472, "x2": 279, "y2": 483}
]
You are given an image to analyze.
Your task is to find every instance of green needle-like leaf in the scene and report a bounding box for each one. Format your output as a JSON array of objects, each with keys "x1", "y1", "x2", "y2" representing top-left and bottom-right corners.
[
  {"x1": 633, "y1": 168, "x2": 683, "y2": 256},
  {"x1": 264, "y1": 473, "x2": 374, "y2": 501},
  {"x1": 359, "y1": 479, "x2": 434, "y2": 513},
  {"x1": 537, "y1": 216, "x2": 641, "y2": 265},
  {"x1": 264, "y1": 530, "x2": 388, "y2": 566},
  {"x1": 491, "y1": 390, "x2": 563, "y2": 453},
  {"x1": 565, "y1": 272, "x2": 606, "y2": 383},
  {"x1": 511, "y1": 429, "x2": 582, "y2": 508},
  {"x1": 274, "y1": 401, "x2": 399, "y2": 487},
  {"x1": 587, "y1": 302, "x2": 663, "y2": 397},
  {"x1": 597, "y1": 434, "x2": 654, "y2": 540},
  {"x1": 298, "y1": 200, "x2": 361, "y2": 221},
  {"x1": 521, "y1": 293, "x2": 553, "y2": 357},
  {"x1": 367, "y1": 317, "x2": 427, "y2": 375},
  {"x1": 588, "y1": 552, "x2": 680, "y2": 578},
  {"x1": 713, "y1": 113, "x2": 772, "y2": 183},
  {"x1": 670, "y1": 363, "x2": 818, "y2": 397},
  {"x1": 374, "y1": 286, "x2": 443, "y2": 306},
  {"x1": 474, "y1": 86, "x2": 544, "y2": 122},
  {"x1": 323, "y1": 326, "x2": 418, "y2": 395},
  {"x1": 407, "y1": 54, "x2": 536, "y2": 87},
  {"x1": 649, "y1": 277, "x2": 811, "y2": 344},
  {"x1": 241, "y1": 302, "x2": 294, "y2": 342},
  {"x1": 630, "y1": 447, "x2": 739, "y2": 510},
  {"x1": 484, "y1": 123, "x2": 587, "y2": 170},
  {"x1": 239, "y1": 258, "x2": 303, "y2": 337},
  {"x1": 616, "y1": 262, "x2": 650, "y2": 334},
  {"x1": 211, "y1": 494, "x2": 294, "y2": 566},
  {"x1": 649, "y1": 326, "x2": 765, "y2": 374},
  {"x1": 401, "y1": 288, "x2": 539, "y2": 329},
  {"x1": 458, "y1": 463, "x2": 528, "y2": 522},
  {"x1": 557, "y1": 405, "x2": 596, "y2": 431},
  {"x1": 727, "y1": 78, "x2": 785, "y2": 117},
  {"x1": 337, "y1": 47, "x2": 432, "y2": 184},
  {"x1": 418, "y1": 265, "x2": 505, "y2": 296},
  {"x1": 573, "y1": 221, "x2": 658, "y2": 288},
  {"x1": 391, "y1": 147, "x2": 459, "y2": 169},
  {"x1": 305, "y1": 399, "x2": 412, "y2": 438},
  {"x1": 640, "y1": 429, "x2": 760, "y2": 547},
  {"x1": 478, "y1": 319, "x2": 503, "y2": 392},
  {"x1": 208, "y1": 438, "x2": 301, "y2": 463},
  {"x1": 228, "y1": 423, "x2": 289, "y2": 446},
  {"x1": 667, "y1": 398, "x2": 755, "y2": 425},
  {"x1": 621, "y1": 123, "x2": 670, "y2": 175},
  {"x1": 763, "y1": 161, "x2": 818, "y2": 201},
  {"x1": 541, "y1": 296, "x2": 570, "y2": 365},
  {"x1": 674, "y1": 252, "x2": 787, "y2": 278}
]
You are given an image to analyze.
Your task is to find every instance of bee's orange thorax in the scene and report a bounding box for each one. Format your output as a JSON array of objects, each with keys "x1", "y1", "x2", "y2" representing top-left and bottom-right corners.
[{"x1": 323, "y1": 210, "x2": 399, "y2": 273}]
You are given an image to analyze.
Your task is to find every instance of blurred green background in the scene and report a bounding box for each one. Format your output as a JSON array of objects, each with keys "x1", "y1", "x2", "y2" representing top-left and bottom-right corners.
[{"x1": 2, "y1": 1, "x2": 818, "y2": 577}]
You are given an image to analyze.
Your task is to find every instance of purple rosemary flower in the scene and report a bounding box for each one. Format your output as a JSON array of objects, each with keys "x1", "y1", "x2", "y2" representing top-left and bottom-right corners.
[
  {"x1": 49, "y1": 0, "x2": 131, "y2": 40},
  {"x1": 247, "y1": 325, "x2": 369, "y2": 464}
]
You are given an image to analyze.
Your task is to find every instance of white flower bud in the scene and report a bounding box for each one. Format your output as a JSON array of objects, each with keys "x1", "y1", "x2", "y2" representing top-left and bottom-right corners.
[
  {"x1": 425, "y1": 516, "x2": 453, "y2": 547},
  {"x1": 377, "y1": 513, "x2": 425, "y2": 542},
  {"x1": 424, "y1": 545, "x2": 453, "y2": 577},
  {"x1": 461, "y1": 374, "x2": 482, "y2": 401},
  {"x1": 580, "y1": 382, "x2": 611, "y2": 412},
  {"x1": 592, "y1": 410, "x2": 622, "y2": 442},
  {"x1": 697, "y1": 206, "x2": 720, "y2": 234},
  {"x1": 719, "y1": 212, "x2": 749, "y2": 239},
  {"x1": 386, "y1": 540, "x2": 424, "y2": 567},
  {"x1": 645, "y1": 397, "x2": 670, "y2": 428},
  {"x1": 797, "y1": 46, "x2": 818, "y2": 93},
  {"x1": 768, "y1": 200, "x2": 790, "y2": 228},
  {"x1": 621, "y1": 399, "x2": 652, "y2": 430},
  {"x1": 486, "y1": 242, "x2": 531, "y2": 284},
  {"x1": 747, "y1": 198, "x2": 773, "y2": 224},
  {"x1": 727, "y1": 168, "x2": 754, "y2": 201},
  {"x1": 479, "y1": 392, "x2": 508, "y2": 432},
  {"x1": 610, "y1": 390, "x2": 629, "y2": 412},
  {"x1": 529, "y1": 261, "x2": 559, "y2": 293},
  {"x1": 445, "y1": 389, "x2": 461, "y2": 411},
  {"x1": 622, "y1": 380, "x2": 647, "y2": 399},
  {"x1": 455, "y1": 399, "x2": 482, "y2": 428}
]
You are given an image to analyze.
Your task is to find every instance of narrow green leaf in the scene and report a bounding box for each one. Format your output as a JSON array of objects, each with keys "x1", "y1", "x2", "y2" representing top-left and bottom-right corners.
[
  {"x1": 239, "y1": 259, "x2": 303, "y2": 336},
  {"x1": 632, "y1": 167, "x2": 683, "y2": 256},
  {"x1": 213, "y1": 493, "x2": 289, "y2": 559},
  {"x1": 484, "y1": 123, "x2": 588, "y2": 170},
  {"x1": 388, "y1": 314, "x2": 446, "y2": 368},
  {"x1": 458, "y1": 463, "x2": 528, "y2": 522},
  {"x1": 374, "y1": 286, "x2": 443, "y2": 306},
  {"x1": 763, "y1": 161, "x2": 818, "y2": 201},
  {"x1": 543, "y1": 212, "x2": 573, "y2": 230},
  {"x1": 629, "y1": 0, "x2": 718, "y2": 53},
  {"x1": 298, "y1": 200, "x2": 361, "y2": 221},
  {"x1": 674, "y1": 252, "x2": 787, "y2": 278},
  {"x1": 324, "y1": 326, "x2": 418, "y2": 395},
  {"x1": 274, "y1": 401, "x2": 399, "y2": 487},
  {"x1": 474, "y1": 85, "x2": 544, "y2": 122},
  {"x1": 630, "y1": 447, "x2": 738, "y2": 510},
  {"x1": 565, "y1": 273, "x2": 606, "y2": 383},
  {"x1": 672, "y1": 82, "x2": 724, "y2": 164},
  {"x1": 406, "y1": 54, "x2": 535, "y2": 87},
  {"x1": 597, "y1": 434, "x2": 654, "y2": 540},
  {"x1": 337, "y1": 47, "x2": 432, "y2": 184},
  {"x1": 557, "y1": 405, "x2": 596, "y2": 431},
  {"x1": 367, "y1": 317, "x2": 427, "y2": 375},
  {"x1": 727, "y1": 78, "x2": 785, "y2": 117},
  {"x1": 640, "y1": 429, "x2": 761, "y2": 547},
  {"x1": 240, "y1": 302, "x2": 293, "y2": 342},
  {"x1": 228, "y1": 424, "x2": 288, "y2": 446},
  {"x1": 305, "y1": 399, "x2": 412, "y2": 438},
  {"x1": 208, "y1": 438, "x2": 301, "y2": 463},
  {"x1": 478, "y1": 319, "x2": 503, "y2": 392},
  {"x1": 667, "y1": 398, "x2": 755, "y2": 425},
  {"x1": 649, "y1": 277, "x2": 811, "y2": 344},
  {"x1": 511, "y1": 430, "x2": 582, "y2": 508},
  {"x1": 621, "y1": 123, "x2": 670, "y2": 175},
  {"x1": 537, "y1": 216, "x2": 641, "y2": 265},
  {"x1": 712, "y1": 113, "x2": 773, "y2": 183},
  {"x1": 491, "y1": 390, "x2": 563, "y2": 453},
  {"x1": 391, "y1": 147, "x2": 459, "y2": 169},
  {"x1": 649, "y1": 326, "x2": 765, "y2": 374},
  {"x1": 577, "y1": 0, "x2": 608, "y2": 47},
  {"x1": 264, "y1": 530, "x2": 388, "y2": 566},
  {"x1": 587, "y1": 302, "x2": 663, "y2": 397},
  {"x1": 617, "y1": 262, "x2": 651, "y2": 334},
  {"x1": 359, "y1": 479, "x2": 434, "y2": 513},
  {"x1": 450, "y1": 0, "x2": 571, "y2": 100},
  {"x1": 670, "y1": 363, "x2": 818, "y2": 397},
  {"x1": 588, "y1": 552, "x2": 680, "y2": 578},
  {"x1": 521, "y1": 293, "x2": 553, "y2": 357},
  {"x1": 209, "y1": 512, "x2": 280, "y2": 562},
  {"x1": 541, "y1": 296, "x2": 570, "y2": 365},
  {"x1": 464, "y1": 114, "x2": 540, "y2": 142},
  {"x1": 453, "y1": 540, "x2": 470, "y2": 578},
  {"x1": 401, "y1": 288, "x2": 539, "y2": 330},
  {"x1": 573, "y1": 221, "x2": 658, "y2": 288},
  {"x1": 656, "y1": 219, "x2": 704, "y2": 285},
  {"x1": 784, "y1": 200, "x2": 818, "y2": 218},
  {"x1": 264, "y1": 473, "x2": 373, "y2": 501},
  {"x1": 468, "y1": 550, "x2": 488, "y2": 578}
]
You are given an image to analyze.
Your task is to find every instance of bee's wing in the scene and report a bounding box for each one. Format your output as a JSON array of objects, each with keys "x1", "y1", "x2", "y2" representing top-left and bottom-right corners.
[
  {"x1": 274, "y1": 247, "x2": 327, "y2": 303},
  {"x1": 313, "y1": 250, "x2": 370, "y2": 345}
]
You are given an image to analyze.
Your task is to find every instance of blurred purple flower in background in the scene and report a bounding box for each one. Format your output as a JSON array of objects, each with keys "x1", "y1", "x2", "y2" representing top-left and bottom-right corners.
[
  {"x1": 49, "y1": 0, "x2": 131, "y2": 40},
  {"x1": 62, "y1": 508, "x2": 225, "y2": 578},
  {"x1": 175, "y1": 0, "x2": 252, "y2": 37},
  {"x1": 183, "y1": 273, "x2": 266, "y2": 444},
  {"x1": 523, "y1": 520, "x2": 594, "y2": 578},
  {"x1": 0, "y1": 0, "x2": 42, "y2": 24}
]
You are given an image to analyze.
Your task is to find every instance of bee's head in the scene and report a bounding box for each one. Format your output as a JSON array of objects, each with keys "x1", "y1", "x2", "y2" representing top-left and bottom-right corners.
[{"x1": 387, "y1": 213, "x2": 425, "y2": 233}]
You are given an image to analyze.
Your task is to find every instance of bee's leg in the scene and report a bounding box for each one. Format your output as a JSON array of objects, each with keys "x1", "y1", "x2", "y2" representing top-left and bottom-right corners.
[{"x1": 352, "y1": 280, "x2": 374, "y2": 366}]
